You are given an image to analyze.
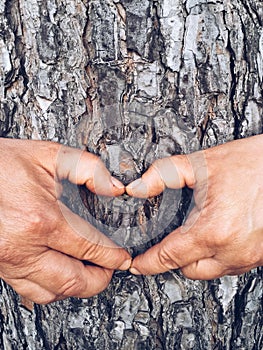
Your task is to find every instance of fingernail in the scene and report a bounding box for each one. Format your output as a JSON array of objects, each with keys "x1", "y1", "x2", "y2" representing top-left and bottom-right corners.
[
  {"x1": 128, "y1": 178, "x2": 142, "y2": 189},
  {"x1": 129, "y1": 267, "x2": 141, "y2": 275},
  {"x1": 127, "y1": 178, "x2": 148, "y2": 197},
  {"x1": 111, "y1": 176, "x2": 124, "y2": 189},
  {"x1": 119, "y1": 258, "x2": 132, "y2": 270}
]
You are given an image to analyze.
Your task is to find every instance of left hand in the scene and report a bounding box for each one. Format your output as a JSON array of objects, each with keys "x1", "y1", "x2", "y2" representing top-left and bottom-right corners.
[{"x1": 0, "y1": 138, "x2": 131, "y2": 304}]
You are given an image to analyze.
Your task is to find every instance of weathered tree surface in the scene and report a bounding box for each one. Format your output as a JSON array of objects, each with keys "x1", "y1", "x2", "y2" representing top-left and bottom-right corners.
[{"x1": 0, "y1": 0, "x2": 262, "y2": 349}]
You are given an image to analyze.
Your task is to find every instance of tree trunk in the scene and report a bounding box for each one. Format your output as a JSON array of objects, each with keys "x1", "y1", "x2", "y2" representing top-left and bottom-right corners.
[{"x1": 0, "y1": 0, "x2": 262, "y2": 349}]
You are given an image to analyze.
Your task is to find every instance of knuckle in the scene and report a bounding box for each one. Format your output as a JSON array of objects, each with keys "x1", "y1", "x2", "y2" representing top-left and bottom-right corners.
[
  {"x1": 181, "y1": 269, "x2": 197, "y2": 280},
  {"x1": 180, "y1": 264, "x2": 198, "y2": 280},
  {"x1": 78, "y1": 239, "x2": 110, "y2": 264},
  {"x1": 243, "y1": 248, "x2": 261, "y2": 267},
  {"x1": 28, "y1": 212, "x2": 43, "y2": 226},
  {"x1": 33, "y1": 294, "x2": 57, "y2": 305},
  {"x1": 0, "y1": 241, "x2": 23, "y2": 265},
  {"x1": 25, "y1": 211, "x2": 46, "y2": 233},
  {"x1": 26, "y1": 209, "x2": 58, "y2": 235},
  {"x1": 158, "y1": 247, "x2": 179, "y2": 270},
  {"x1": 151, "y1": 159, "x2": 166, "y2": 178},
  {"x1": 77, "y1": 240, "x2": 99, "y2": 261},
  {"x1": 210, "y1": 226, "x2": 232, "y2": 247},
  {"x1": 93, "y1": 271, "x2": 111, "y2": 294},
  {"x1": 58, "y1": 273, "x2": 85, "y2": 297},
  {"x1": 0, "y1": 241, "x2": 13, "y2": 263},
  {"x1": 152, "y1": 158, "x2": 163, "y2": 169}
]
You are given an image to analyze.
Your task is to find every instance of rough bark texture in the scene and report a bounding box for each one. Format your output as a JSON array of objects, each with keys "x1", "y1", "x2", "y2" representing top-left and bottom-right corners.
[{"x1": 0, "y1": 0, "x2": 262, "y2": 349}]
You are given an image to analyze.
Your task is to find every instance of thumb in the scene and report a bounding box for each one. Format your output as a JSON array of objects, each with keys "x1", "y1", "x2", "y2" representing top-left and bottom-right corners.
[
  {"x1": 56, "y1": 145, "x2": 125, "y2": 197},
  {"x1": 126, "y1": 155, "x2": 195, "y2": 198}
]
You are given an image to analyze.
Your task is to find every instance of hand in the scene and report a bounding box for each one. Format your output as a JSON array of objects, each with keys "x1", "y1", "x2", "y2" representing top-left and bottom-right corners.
[
  {"x1": 0, "y1": 138, "x2": 131, "y2": 304},
  {"x1": 127, "y1": 135, "x2": 263, "y2": 279}
]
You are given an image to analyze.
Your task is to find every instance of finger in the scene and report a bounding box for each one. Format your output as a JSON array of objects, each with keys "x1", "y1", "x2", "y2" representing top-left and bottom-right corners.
[
  {"x1": 180, "y1": 259, "x2": 225, "y2": 280},
  {"x1": 56, "y1": 145, "x2": 125, "y2": 197},
  {"x1": 49, "y1": 202, "x2": 132, "y2": 270},
  {"x1": 181, "y1": 258, "x2": 259, "y2": 280},
  {"x1": 126, "y1": 155, "x2": 195, "y2": 198},
  {"x1": 28, "y1": 250, "x2": 113, "y2": 299},
  {"x1": 129, "y1": 226, "x2": 213, "y2": 275},
  {"x1": 3, "y1": 277, "x2": 58, "y2": 305}
]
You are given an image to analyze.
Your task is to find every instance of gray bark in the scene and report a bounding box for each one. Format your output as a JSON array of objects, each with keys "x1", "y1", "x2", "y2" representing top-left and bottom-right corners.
[{"x1": 0, "y1": 0, "x2": 262, "y2": 349}]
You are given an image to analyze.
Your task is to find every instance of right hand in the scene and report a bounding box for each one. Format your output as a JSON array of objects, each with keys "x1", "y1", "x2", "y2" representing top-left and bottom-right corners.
[
  {"x1": 0, "y1": 138, "x2": 131, "y2": 304},
  {"x1": 127, "y1": 135, "x2": 263, "y2": 279}
]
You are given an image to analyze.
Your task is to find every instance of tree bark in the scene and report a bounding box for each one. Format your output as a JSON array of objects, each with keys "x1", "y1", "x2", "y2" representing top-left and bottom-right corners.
[{"x1": 0, "y1": 0, "x2": 262, "y2": 349}]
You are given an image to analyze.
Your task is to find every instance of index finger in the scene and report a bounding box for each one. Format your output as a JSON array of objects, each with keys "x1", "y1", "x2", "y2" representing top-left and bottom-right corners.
[
  {"x1": 4, "y1": 252, "x2": 114, "y2": 304},
  {"x1": 129, "y1": 225, "x2": 213, "y2": 275},
  {"x1": 30, "y1": 250, "x2": 114, "y2": 299},
  {"x1": 48, "y1": 203, "x2": 132, "y2": 271},
  {"x1": 56, "y1": 145, "x2": 125, "y2": 197}
]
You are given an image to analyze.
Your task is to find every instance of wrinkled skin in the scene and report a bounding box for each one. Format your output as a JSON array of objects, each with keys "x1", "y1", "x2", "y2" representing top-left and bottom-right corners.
[
  {"x1": 0, "y1": 138, "x2": 131, "y2": 304},
  {"x1": 1, "y1": 135, "x2": 263, "y2": 304},
  {"x1": 127, "y1": 135, "x2": 263, "y2": 279}
]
